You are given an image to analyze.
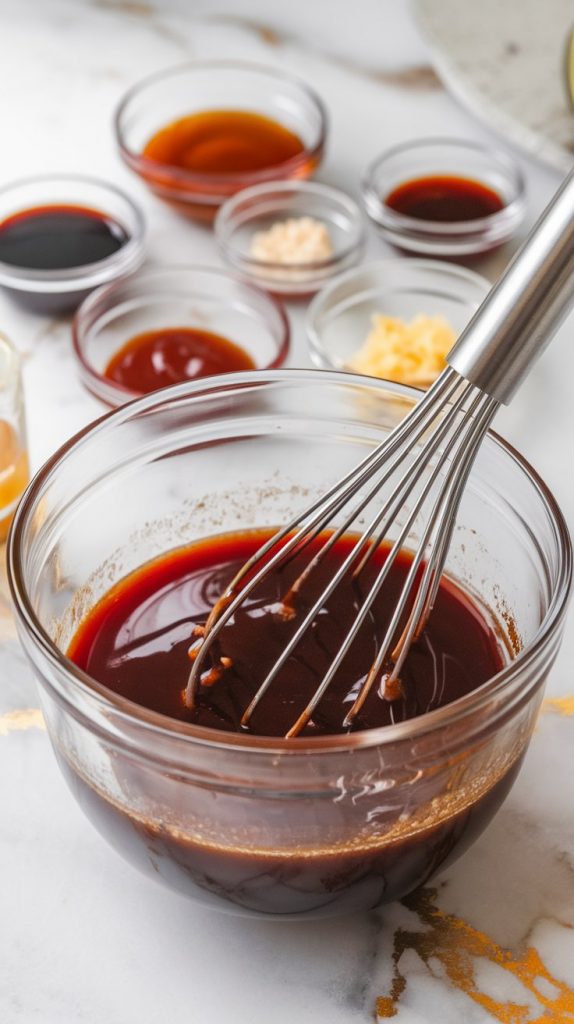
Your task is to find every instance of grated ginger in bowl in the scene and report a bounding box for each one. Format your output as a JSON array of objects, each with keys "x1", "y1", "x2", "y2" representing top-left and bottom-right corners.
[{"x1": 347, "y1": 313, "x2": 456, "y2": 388}]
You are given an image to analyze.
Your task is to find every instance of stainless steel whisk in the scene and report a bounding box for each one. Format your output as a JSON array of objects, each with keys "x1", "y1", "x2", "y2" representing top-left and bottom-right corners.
[{"x1": 185, "y1": 168, "x2": 574, "y2": 737}]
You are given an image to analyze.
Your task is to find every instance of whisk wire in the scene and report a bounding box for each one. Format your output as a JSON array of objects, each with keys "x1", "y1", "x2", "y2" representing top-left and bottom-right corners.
[
  {"x1": 185, "y1": 367, "x2": 460, "y2": 710},
  {"x1": 288, "y1": 385, "x2": 491, "y2": 736},
  {"x1": 398, "y1": 392, "x2": 499, "y2": 657},
  {"x1": 344, "y1": 391, "x2": 499, "y2": 726},
  {"x1": 186, "y1": 370, "x2": 499, "y2": 735},
  {"x1": 241, "y1": 376, "x2": 478, "y2": 732}
]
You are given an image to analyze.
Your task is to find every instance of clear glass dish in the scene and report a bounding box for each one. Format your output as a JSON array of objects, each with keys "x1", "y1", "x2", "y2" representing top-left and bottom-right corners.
[
  {"x1": 115, "y1": 61, "x2": 328, "y2": 221},
  {"x1": 307, "y1": 258, "x2": 490, "y2": 380},
  {"x1": 362, "y1": 138, "x2": 525, "y2": 257},
  {"x1": 7, "y1": 370, "x2": 572, "y2": 919},
  {"x1": 215, "y1": 181, "x2": 365, "y2": 297},
  {"x1": 72, "y1": 264, "x2": 290, "y2": 406},
  {"x1": 0, "y1": 175, "x2": 145, "y2": 314}
]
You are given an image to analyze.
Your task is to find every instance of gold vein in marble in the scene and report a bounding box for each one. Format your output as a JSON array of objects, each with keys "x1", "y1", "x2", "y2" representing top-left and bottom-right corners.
[
  {"x1": 0, "y1": 709, "x2": 45, "y2": 736},
  {"x1": 371, "y1": 65, "x2": 441, "y2": 90},
  {"x1": 543, "y1": 695, "x2": 574, "y2": 717},
  {"x1": 376, "y1": 888, "x2": 574, "y2": 1021}
]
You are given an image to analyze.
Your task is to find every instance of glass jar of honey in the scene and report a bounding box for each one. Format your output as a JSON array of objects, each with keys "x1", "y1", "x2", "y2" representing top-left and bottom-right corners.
[{"x1": 0, "y1": 334, "x2": 28, "y2": 542}]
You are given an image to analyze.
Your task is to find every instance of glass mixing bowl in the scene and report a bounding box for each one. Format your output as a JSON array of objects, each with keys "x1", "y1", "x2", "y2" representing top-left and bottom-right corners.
[{"x1": 7, "y1": 371, "x2": 572, "y2": 919}]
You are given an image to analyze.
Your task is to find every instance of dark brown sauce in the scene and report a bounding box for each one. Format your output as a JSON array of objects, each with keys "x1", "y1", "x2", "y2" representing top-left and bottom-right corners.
[
  {"x1": 0, "y1": 204, "x2": 128, "y2": 270},
  {"x1": 385, "y1": 175, "x2": 505, "y2": 222},
  {"x1": 68, "y1": 529, "x2": 504, "y2": 737},
  {"x1": 143, "y1": 110, "x2": 305, "y2": 177},
  {"x1": 60, "y1": 755, "x2": 523, "y2": 916},
  {"x1": 103, "y1": 327, "x2": 255, "y2": 394},
  {"x1": 65, "y1": 529, "x2": 519, "y2": 915}
]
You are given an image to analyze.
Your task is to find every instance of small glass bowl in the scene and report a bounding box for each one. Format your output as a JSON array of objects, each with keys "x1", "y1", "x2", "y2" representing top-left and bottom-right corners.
[
  {"x1": 307, "y1": 258, "x2": 490, "y2": 380},
  {"x1": 0, "y1": 175, "x2": 145, "y2": 314},
  {"x1": 115, "y1": 61, "x2": 328, "y2": 221},
  {"x1": 215, "y1": 181, "x2": 365, "y2": 298},
  {"x1": 72, "y1": 264, "x2": 290, "y2": 407},
  {"x1": 362, "y1": 138, "x2": 525, "y2": 257}
]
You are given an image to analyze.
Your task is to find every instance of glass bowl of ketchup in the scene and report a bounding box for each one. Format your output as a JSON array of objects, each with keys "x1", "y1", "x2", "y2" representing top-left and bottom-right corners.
[
  {"x1": 115, "y1": 61, "x2": 328, "y2": 221},
  {"x1": 0, "y1": 175, "x2": 145, "y2": 314},
  {"x1": 7, "y1": 370, "x2": 571, "y2": 919},
  {"x1": 362, "y1": 138, "x2": 526, "y2": 257},
  {"x1": 72, "y1": 265, "x2": 290, "y2": 406}
]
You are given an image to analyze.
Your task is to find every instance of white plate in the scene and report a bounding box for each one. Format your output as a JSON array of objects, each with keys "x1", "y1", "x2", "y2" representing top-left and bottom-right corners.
[{"x1": 415, "y1": 0, "x2": 574, "y2": 172}]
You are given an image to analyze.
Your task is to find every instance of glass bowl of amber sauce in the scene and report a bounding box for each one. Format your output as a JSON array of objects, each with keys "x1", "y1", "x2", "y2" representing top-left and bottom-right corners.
[
  {"x1": 115, "y1": 61, "x2": 328, "y2": 220},
  {"x1": 8, "y1": 371, "x2": 571, "y2": 919}
]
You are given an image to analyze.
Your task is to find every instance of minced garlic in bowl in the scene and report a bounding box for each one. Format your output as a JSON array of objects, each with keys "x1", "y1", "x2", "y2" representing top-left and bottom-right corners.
[
  {"x1": 347, "y1": 313, "x2": 456, "y2": 388},
  {"x1": 250, "y1": 216, "x2": 333, "y2": 265}
]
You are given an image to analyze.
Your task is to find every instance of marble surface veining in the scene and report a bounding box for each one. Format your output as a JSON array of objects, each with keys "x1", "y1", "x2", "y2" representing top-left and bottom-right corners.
[{"x1": 1, "y1": 2, "x2": 573, "y2": 1021}]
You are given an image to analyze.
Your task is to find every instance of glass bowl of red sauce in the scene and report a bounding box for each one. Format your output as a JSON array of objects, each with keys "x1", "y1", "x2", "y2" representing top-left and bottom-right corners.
[
  {"x1": 72, "y1": 265, "x2": 290, "y2": 406},
  {"x1": 7, "y1": 370, "x2": 572, "y2": 918},
  {"x1": 362, "y1": 138, "x2": 526, "y2": 257},
  {"x1": 0, "y1": 175, "x2": 145, "y2": 314},
  {"x1": 115, "y1": 61, "x2": 328, "y2": 221}
]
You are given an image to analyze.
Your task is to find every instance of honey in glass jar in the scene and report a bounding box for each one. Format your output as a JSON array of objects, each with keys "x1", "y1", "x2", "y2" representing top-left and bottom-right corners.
[{"x1": 0, "y1": 335, "x2": 29, "y2": 542}]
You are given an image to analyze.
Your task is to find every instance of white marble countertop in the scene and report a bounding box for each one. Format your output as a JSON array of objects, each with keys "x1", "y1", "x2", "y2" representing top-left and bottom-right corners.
[{"x1": 1, "y1": 2, "x2": 574, "y2": 1021}]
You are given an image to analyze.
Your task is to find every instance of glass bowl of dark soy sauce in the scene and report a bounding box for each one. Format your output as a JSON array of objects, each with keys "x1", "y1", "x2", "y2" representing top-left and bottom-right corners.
[
  {"x1": 0, "y1": 175, "x2": 145, "y2": 314},
  {"x1": 362, "y1": 138, "x2": 525, "y2": 257}
]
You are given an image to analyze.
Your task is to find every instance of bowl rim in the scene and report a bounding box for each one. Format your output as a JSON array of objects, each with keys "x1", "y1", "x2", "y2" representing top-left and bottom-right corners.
[
  {"x1": 306, "y1": 256, "x2": 491, "y2": 371},
  {"x1": 114, "y1": 59, "x2": 329, "y2": 193},
  {"x1": 0, "y1": 173, "x2": 146, "y2": 292},
  {"x1": 8, "y1": 369, "x2": 572, "y2": 755},
  {"x1": 361, "y1": 136, "x2": 526, "y2": 238},
  {"x1": 71, "y1": 262, "x2": 291, "y2": 405},
  {"x1": 215, "y1": 180, "x2": 366, "y2": 274}
]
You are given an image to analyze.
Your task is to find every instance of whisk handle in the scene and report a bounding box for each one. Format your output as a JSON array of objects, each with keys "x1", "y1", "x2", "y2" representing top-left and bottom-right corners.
[{"x1": 448, "y1": 166, "x2": 574, "y2": 404}]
